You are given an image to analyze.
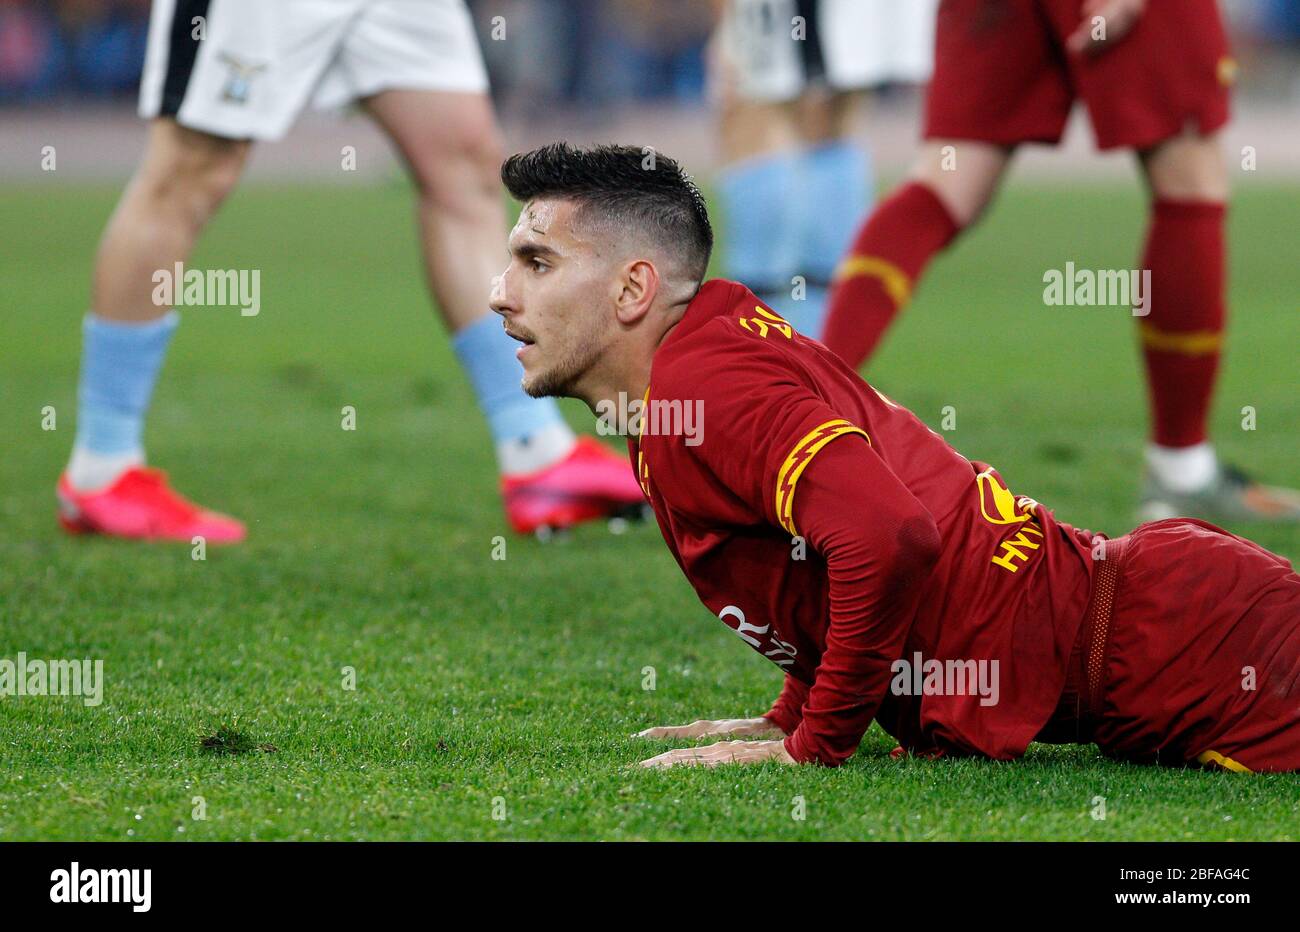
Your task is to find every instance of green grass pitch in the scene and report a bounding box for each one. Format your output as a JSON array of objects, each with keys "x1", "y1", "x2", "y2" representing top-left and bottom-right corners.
[{"x1": 2, "y1": 180, "x2": 1296, "y2": 841}]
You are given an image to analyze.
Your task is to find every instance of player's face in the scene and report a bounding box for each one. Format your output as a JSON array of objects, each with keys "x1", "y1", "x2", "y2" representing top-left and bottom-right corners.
[{"x1": 492, "y1": 200, "x2": 616, "y2": 399}]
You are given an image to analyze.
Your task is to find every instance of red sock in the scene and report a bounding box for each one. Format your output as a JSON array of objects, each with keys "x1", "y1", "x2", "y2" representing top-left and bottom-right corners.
[
  {"x1": 820, "y1": 181, "x2": 959, "y2": 368},
  {"x1": 1139, "y1": 199, "x2": 1226, "y2": 448}
]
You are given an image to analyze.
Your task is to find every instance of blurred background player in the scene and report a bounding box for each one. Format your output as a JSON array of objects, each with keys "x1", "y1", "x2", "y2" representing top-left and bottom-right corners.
[
  {"x1": 820, "y1": 0, "x2": 1300, "y2": 523},
  {"x1": 56, "y1": 0, "x2": 643, "y2": 543},
  {"x1": 708, "y1": 0, "x2": 937, "y2": 337}
]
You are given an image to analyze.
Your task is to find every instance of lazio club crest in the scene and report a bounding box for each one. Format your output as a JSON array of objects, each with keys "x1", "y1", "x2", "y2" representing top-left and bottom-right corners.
[{"x1": 218, "y1": 52, "x2": 267, "y2": 105}]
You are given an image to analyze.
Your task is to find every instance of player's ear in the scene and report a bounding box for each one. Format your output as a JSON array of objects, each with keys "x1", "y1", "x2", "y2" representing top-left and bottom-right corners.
[{"x1": 614, "y1": 259, "x2": 659, "y2": 326}]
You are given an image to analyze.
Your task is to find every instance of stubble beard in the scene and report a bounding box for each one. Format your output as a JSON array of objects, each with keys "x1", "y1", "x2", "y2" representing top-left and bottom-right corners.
[{"x1": 522, "y1": 329, "x2": 604, "y2": 401}]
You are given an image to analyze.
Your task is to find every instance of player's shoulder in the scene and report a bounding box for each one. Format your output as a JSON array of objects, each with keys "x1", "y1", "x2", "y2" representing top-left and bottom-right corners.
[{"x1": 653, "y1": 279, "x2": 802, "y2": 398}]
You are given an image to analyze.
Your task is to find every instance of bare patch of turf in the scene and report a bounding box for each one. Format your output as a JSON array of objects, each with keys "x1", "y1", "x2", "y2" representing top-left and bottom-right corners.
[{"x1": 199, "y1": 725, "x2": 277, "y2": 756}]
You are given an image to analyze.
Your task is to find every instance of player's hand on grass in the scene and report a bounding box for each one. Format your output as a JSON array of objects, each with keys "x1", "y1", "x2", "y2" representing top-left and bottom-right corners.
[
  {"x1": 1067, "y1": 0, "x2": 1146, "y2": 56},
  {"x1": 639, "y1": 739, "x2": 796, "y2": 769},
  {"x1": 633, "y1": 717, "x2": 785, "y2": 741}
]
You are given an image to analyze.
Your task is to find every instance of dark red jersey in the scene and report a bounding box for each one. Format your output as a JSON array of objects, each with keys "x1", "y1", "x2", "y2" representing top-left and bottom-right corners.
[{"x1": 631, "y1": 280, "x2": 1096, "y2": 765}]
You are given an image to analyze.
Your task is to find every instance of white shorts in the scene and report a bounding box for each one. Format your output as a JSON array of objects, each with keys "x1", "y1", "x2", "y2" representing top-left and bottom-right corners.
[
  {"x1": 139, "y1": 0, "x2": 490, "y2": 140},
  {"x1": 714, "y1": 0, "x2": 938, "y2": 103}
]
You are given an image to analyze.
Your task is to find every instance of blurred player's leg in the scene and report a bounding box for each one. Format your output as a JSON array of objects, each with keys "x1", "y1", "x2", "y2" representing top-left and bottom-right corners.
[
  {"x1": 820, "y1": 140, "x2": 1009, "y2": 367},
  {"x1": 717, "y1": 91, "x2": 871, "y2": 339},
  {"x1": 362, "y1": 90, "x2": 576, "y2": 471},
  {"x1": 715, "y1": 97, "x2": 804, "y2": 325},
  {"x1": 790, "y1": 90, "x2": 872, "y2": 339},
  {"x1": 1136, "y1": 133, "x2": 1228, "y2": 500},
  {"x1": 820, "y1": 0, "x2": 1057, "y2": 367},
  {"x1": 349, "y1": 3, "x2": 644, "y2": 533},
  {"x1": 710, "y1": 0, "x2": 809, "y2": 327},
  {"x1": 793, "y1": 0, "x2": 937, "y2": 338},
  {"x1": 710, "y1": 0, "x2": 914, "y2": 337},
  {"x1": 59, "y1": 119, "x2": 250, "y2": 543},
  {"x1": 60, "y1": 0, "x2": 355, "y2": 542},
  {"x1": 1134, "y1": 131, "x2": 1300, "y2": 521},
  {"x1": 1038, "y1": 0, "x2": 1300, "y2": 522}
]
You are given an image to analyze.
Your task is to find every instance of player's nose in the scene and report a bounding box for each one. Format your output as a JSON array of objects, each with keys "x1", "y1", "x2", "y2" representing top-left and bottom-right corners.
[{"x1": 489, "y1": 272, "x2": 514, "y2": 318}]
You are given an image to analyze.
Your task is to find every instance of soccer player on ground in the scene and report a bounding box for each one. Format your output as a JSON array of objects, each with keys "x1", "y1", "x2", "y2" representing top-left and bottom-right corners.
[
  {"x1": 57, "y1": 0, "x2": 642, "y2": 543},
  {"x1": 709, "y1": 0, "x2": 937, "y2": 337},
  {"x1": 491, "y1": 142, "x2": 1300, "y2": 772},
  {"x1": 820, "y1": 0, "x2": 1300, "y2": 523}
]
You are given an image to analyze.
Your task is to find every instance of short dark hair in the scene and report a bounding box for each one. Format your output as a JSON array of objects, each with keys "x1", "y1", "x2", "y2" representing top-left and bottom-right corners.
[{"x1": 501, "y1": 142, "x2": 713, "y2": 284}]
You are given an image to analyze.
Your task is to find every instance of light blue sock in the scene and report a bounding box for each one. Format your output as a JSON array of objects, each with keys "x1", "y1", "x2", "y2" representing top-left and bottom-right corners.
[
  {"x1": 451, "y1": 313, "x2": 565, "y2": 444},
  {"x1": 717, "y1": 151, "x2": 801, "y2": 306},
  {"x1": 791, "y1": 140, "x2": 873, "y2": 338},
  {"x1": 74, "y1": 311, "x2": 179, "y2": 455}
]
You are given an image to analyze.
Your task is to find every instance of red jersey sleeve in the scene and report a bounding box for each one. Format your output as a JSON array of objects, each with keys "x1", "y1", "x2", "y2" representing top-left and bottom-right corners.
[
  {"x1": 782, "y1": 436, "x2": 941, "y2": 765},
  {"x1": 764, "y1": 675, "x2": 809, "y2": 736}
]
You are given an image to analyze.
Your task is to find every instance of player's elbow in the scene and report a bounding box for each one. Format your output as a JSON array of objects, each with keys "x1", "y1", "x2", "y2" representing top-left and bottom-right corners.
[{"x1": 890, "y1": 513, "x2": 942, "y2": 587}]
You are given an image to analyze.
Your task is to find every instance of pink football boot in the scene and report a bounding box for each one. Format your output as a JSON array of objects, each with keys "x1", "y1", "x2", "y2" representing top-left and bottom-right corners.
[
  {"x1": 57, "y1": 467, "x2": 246, "y2": 544},
  {"x1": 501, "y1": 436, "x2": 647, "y2": 535}
]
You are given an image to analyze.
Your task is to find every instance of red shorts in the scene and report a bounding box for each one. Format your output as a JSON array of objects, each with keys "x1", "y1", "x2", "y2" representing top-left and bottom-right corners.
[
  {"x1": 923, "y1": 0, "x2": 1234, "y2": 150},
  {"x1": 1044, "y1": 519, "x2": 1300, "y2": 773}
]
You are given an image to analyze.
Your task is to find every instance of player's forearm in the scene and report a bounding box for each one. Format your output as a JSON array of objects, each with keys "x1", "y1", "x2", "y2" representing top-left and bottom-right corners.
[
  {"x1": 783, "y1": 439, "x2": 942, "y2": 765},
  {"x1": 786, "y1": 546, "x2": 936, "y2": 765}
]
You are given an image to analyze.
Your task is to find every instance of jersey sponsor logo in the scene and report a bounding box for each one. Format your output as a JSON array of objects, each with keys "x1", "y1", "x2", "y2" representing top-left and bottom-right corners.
[
  {"x1": 737, "y1": 305, "x2": 793, "y2": 340},
  {"x1": 976, "y1": 468, "x2": 1045, "y2": 573},
  {"x1": 989, "y1": 523, "x2": 1044, "y2": 574},
  {"x1": 775, "y1": 418, "x2": 869, "y2": 536},
  {"x1": 719, "y1": 605, "x2": 797, "y2": 668},
  {"x1": 976, "y1": 468, "x2": 1033, "y2": 526}
]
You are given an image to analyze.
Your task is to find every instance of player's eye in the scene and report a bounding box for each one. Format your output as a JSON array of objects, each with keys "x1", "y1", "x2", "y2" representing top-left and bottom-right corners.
[{"x1": 530, "y1": 258, "x2": 549, "y2": 273}]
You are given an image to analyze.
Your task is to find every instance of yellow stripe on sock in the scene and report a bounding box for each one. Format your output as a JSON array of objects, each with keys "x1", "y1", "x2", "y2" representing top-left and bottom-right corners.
[
  {"x1": 1139, "y1": 323, "x2": 1222, "y2": 356},
  {"x1": 1197, "y1": 749, "x2": 1253, "y2": 773},
  {"x1": 834, "y1": 255, "x2": 912, "y2": 308}
]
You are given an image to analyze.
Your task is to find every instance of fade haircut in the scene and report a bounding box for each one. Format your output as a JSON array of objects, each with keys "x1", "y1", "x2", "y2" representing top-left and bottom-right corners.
[{"x1": 501, "y1": 142, "x2": 713, "y2": 285}]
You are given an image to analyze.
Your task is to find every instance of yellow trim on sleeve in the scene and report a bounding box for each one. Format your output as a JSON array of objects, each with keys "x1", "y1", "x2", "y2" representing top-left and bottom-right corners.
[
  {"x1": 1197, "y1": 749, "x2": 1253, "y2": 774},
  {"x1": 774, "y1": 419, "x2": 870, "y2": 537}
]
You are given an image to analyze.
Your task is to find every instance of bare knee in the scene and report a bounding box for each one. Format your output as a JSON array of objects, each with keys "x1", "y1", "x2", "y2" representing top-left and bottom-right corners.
[
  {"x1": 134, "y1": 120, "x2": 250, "y2": 229},
  {"x1": 1140, "y1": 132, "x2": 1228, "y2": 202},
  {"x1": 909, "y1": 140, "x2": 1013, "y2": 228}
]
